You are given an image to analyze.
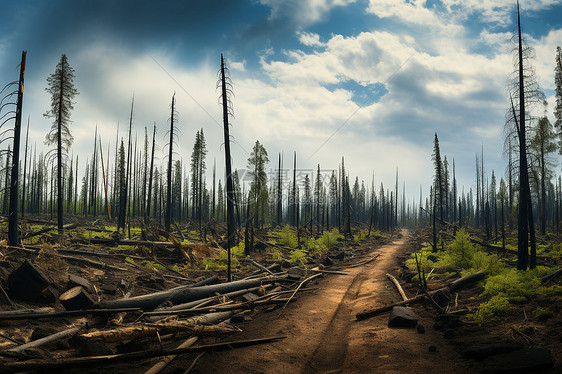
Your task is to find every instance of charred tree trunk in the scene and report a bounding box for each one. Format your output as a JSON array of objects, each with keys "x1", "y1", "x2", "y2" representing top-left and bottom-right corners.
[
  {"x1": 220, "y1": 54, "x2": 235, "y2": 282},
  {"x1": 8, "y1": 51, "x2": 26, "y2": 246}
]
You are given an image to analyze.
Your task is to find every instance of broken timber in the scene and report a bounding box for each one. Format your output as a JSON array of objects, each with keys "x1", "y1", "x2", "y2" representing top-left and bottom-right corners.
[
  {"x1": 356, "y1": 270, "x2": 486, "y2": 321},
  {"x1": 0, "y1": 336, "x2": 287, "y2": 373},
  {"x1": 386, "y1": 273, "x2": 408, "y2": 301},
  {"x1": 96, "y1": 277, "x2": 288, "y2": 311}
]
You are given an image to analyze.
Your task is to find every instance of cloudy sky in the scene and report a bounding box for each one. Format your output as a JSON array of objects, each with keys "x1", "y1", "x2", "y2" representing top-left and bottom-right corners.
[{"x1": 1, "y1": 0, "x2": 561, "y2": 206}]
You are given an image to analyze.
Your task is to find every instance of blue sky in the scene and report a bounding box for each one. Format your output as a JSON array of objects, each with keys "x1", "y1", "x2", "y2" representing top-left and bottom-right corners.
[{"x1": 1, "y1": 0, "x2": 561, "y2": 207}]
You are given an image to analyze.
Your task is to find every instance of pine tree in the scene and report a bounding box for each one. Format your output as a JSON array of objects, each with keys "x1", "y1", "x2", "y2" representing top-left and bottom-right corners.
[
  {"x1": 554, "y1": 46, "x2": 562, "y2": 152},
  {"x1": 190, "y1": 129, "x2": 207, "y2": 224},
  {"x1": 432, "y1": 133, "x2": 444, "y2": 223},
  {"x1": 172, "y1": 160, "x2": 182, "y2": 221},
  {"x1": 247, "y1": 140, "x2": 269, "y2": 230},
  {"x1": 44, "y1": 54, "x2": 78, "y2": 234},
  {"x1": 530, "y1": 115, "x2": 557, "y2": 235}
]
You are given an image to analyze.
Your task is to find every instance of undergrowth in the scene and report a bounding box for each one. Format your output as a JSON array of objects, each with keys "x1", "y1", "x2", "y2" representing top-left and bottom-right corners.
[{"x1": 408, "y1": 229, "x2": 562, "y2": 325}]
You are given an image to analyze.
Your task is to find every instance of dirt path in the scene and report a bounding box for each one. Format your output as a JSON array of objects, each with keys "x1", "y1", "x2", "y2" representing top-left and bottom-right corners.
[{"x1": 178, "y1": 233, "x2": 471, "y2": 374}]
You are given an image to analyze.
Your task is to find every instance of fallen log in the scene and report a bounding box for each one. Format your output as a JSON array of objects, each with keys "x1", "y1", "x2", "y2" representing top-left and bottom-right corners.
[
  {"x1": 0, "y1": 308, "x2": 140, "y2": 321},
  {"x1": 8, "y1": 326, "x2": 81, "y2": 353},
  {"x1": 0, "y1": 307, "x2": 54, "y2": 319},
  {"x1": 68, "y1": 237, "x2": 174, "y2": 247},
  {"x1": 96, "y1": 277, "x2": 287, "y2": 311},
  {"x1": 0, "y1": 335, "x2": 287, "y2": 373},
  {"x1": 21, "y1": 223, "x2": 78, "y2": 239},
  {"x1": 143, "y1": 298, "x2": 294, "y2": 317},
  {"x1": 11, "y1": 246, "x2": 130, "y2": 271},
  {"x1": 448, "y1": 270, "x2": 485, "y2": 292},
  {"x1": 357, "y1": 270, "x2": 486, "y2": 321},
  {"x1": 166, "y1": 286, "x2": 267, "y2": 311},
  {"x1": 80, "y1": 321, "x2": 239, "y2": 342},
  {"x1": 386, "y1": 273, "x2": 408, "y2": 301}
]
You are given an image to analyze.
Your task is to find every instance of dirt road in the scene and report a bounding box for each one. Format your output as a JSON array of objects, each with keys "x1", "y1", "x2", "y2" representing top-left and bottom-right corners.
[{"x1": 177, "y1": 233, "x2": 471, "y2": 374}]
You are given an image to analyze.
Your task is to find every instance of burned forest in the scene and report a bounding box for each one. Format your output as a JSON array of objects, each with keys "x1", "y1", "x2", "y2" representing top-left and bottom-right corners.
[{"x1": 0, "y1": 1, "x2": 561, "y2": 373}]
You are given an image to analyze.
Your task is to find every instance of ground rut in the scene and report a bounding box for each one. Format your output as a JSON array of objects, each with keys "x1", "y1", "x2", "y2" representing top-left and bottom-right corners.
[{"x1": 304, "y1": 271, "x2": 367, "y2": 373}]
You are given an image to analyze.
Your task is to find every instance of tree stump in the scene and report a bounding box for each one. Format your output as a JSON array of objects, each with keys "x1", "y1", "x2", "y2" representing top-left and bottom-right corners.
[{"x1": 59, "y1": 286, "x2": 95, "y2": 311}]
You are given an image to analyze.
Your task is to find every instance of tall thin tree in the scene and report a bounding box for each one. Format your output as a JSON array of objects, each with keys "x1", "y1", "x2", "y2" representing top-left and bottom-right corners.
[{"x1": 44, "y1": 54, "x2": 78, "y2": 235}]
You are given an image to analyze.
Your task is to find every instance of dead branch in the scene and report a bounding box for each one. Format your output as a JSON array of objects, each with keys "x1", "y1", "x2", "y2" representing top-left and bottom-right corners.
[
  {"x1": 144, "y1": 336, "x2": 198, "y2": 374},
  {"x1": 0, "y1": 335, "x2": 287, "y2": 373},
  {"x1": 386, "y1": 273, "x2": 408, "y2": 301},
  {"x1": 80, "y1": 321, "x2": 239, "y2": 343},
  {"x1": 8, "y1": 326, "x2": 81, "y2": 353},
  {"x1": 0, "y1": 307, "x2": 140, "y2": 321}
]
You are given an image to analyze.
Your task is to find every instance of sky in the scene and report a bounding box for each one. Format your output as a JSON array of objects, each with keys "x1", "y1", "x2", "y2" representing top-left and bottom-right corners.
[{"x1": 1, "y1": 0, "x2": 561, "y2": 208}]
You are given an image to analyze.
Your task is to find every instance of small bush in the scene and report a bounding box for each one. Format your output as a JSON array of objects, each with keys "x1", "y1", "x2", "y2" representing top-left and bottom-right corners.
[
  {"x1": 276, "y1": 225, "x2": 299, "y2": 248},
  {"x1": 289, "y1": 249, "x2": 307, "y2": 267},
  {"x1": 449, "y1": 229, "x2": 474, "y2": 268},
  {"x1": 271, "y1": 249, "x2": 284, "y2": 262},
  {"x1": 203, "y1": 248, "x2": 240, "y2": 270},
  {"x1": 470, "y1": 295, "x2": 510, "y2": 325},
  {"x1": 317, "y1": 229, "x2": 343, "y2": 250},
  {"x1": 353, "y1": 228, "x2": 369, "y2": 242}
]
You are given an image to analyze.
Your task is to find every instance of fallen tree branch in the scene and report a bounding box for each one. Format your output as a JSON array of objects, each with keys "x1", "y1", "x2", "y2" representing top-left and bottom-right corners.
[
  {"x1": 144, "y1": 336, "x2": 198, "y2": 374},
  {"x1": 8, "y1": 326, "x2": 81, "y2": 353},
  {"x1": 0, "y1": 335, "x2": 287, "y2": 373},
  {"x1": 386, "y1": 273, "x2": 408, "y2": 301},
  {"x1": 281, "y1": 273, "x2": 322, "y2": 310},
  {"x1": 0, "y1": 308, "x2": 140, "y2": 321},
  {"x1": 238, "y1": 258, "x2": 275, "y2": 275}
]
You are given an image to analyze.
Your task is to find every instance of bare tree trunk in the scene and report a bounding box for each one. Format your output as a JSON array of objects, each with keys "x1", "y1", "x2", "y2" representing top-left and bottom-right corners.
[
  {"x1": 220, "y1": 54, "x2": 235, "y2": 282},
  {"x1": 8, "y1": 51, "x2": 26, "y2": 246}
]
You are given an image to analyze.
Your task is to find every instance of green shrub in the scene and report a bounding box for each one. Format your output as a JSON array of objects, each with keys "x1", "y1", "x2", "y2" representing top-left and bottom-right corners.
[
  {"x1": 289, "y1": 249, "x2": 307, "y2": 267},
  {"x1": 449, "y1": 229, "x2": 474, "y2": 268},
  {"x1": 271, "y1": 249, "x2": 284, "y2": 262},
  {"x1": 353, "y1": 228, "x2": 369, "y2": 242},
  {"x1": 470, "y1": 295, "x2": 510, "y2": 325},
  {"x1": 276, "y1": 225, "x2": 299, "y2": 248},
  {"x1": 317, "y1": 228, "x2": 343, "y2": 250},
  {"x1": 203, "y1": 248, "x2": 240, "y2": 270},
  {"x1": 303, "y1": 237, "x2": 319, "y2": 253}
]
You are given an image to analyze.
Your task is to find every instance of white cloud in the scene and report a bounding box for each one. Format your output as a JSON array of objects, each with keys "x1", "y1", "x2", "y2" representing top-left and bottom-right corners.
[
  {"x1": 533, "y1": 28, "x2": 562, "y2": 92},
  {"x1": 297, "y1": 31, "x2": 324, "y2": 47},
  {"x1": 230, "y1": 60, "x2": 246, "y2": 72}
]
